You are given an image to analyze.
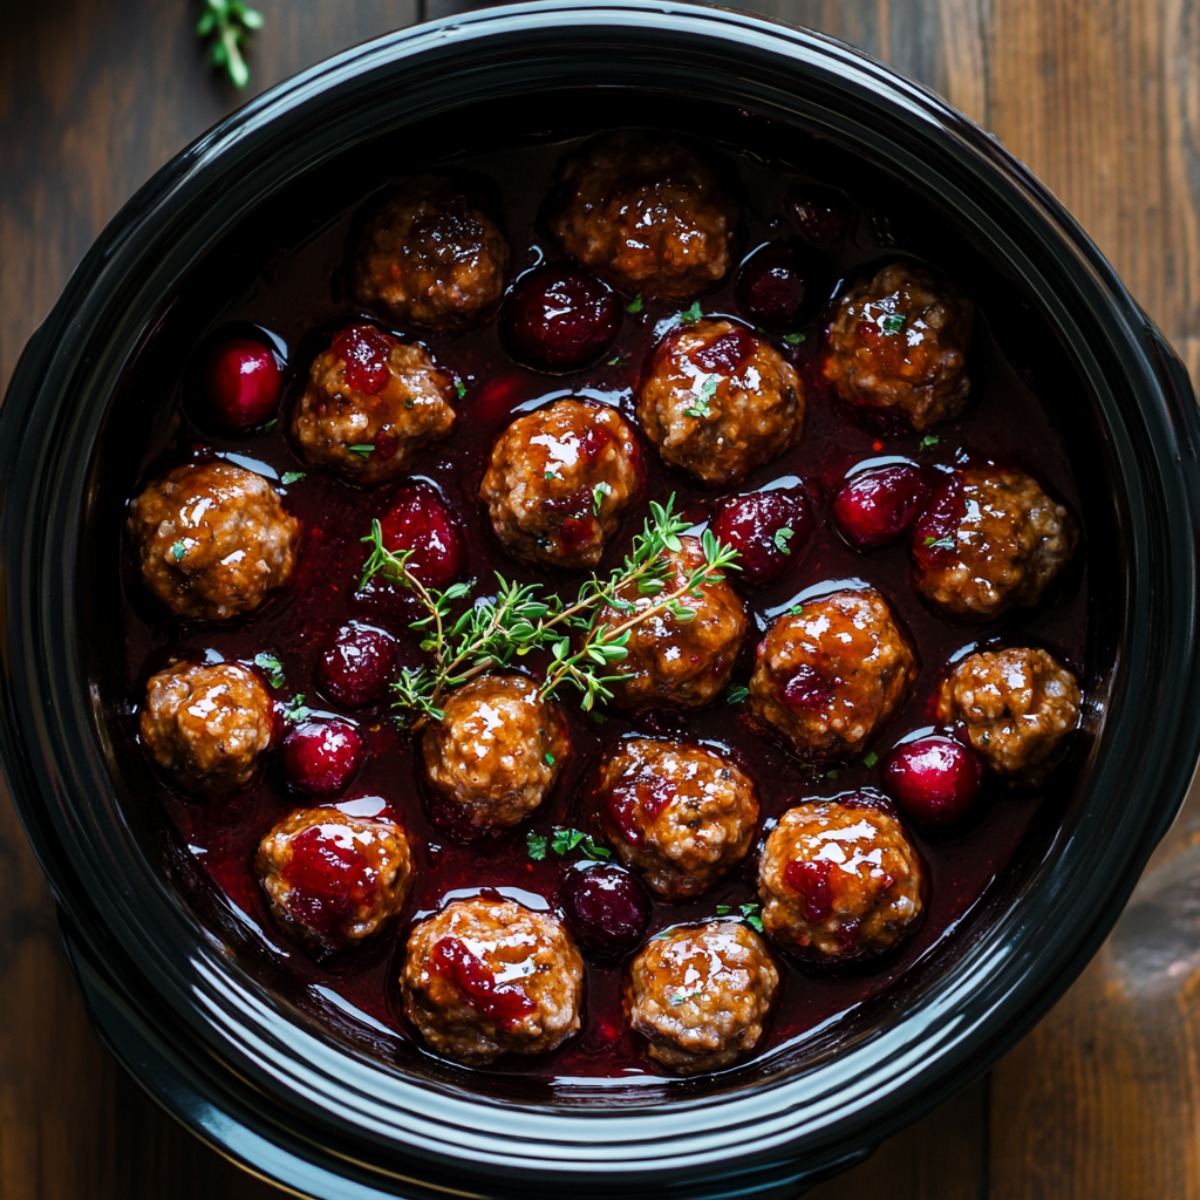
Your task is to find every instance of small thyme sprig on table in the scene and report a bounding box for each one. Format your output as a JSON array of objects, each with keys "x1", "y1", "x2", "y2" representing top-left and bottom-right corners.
[
  {"x1": 196, "y1": 0, "x2": 263, "y2": 89},
  {"x1": 358, "y1": 496, "x2": 739, "y2": 727}
]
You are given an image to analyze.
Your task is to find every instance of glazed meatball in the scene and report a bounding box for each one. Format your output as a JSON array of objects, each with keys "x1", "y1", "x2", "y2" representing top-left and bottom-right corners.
[
  {"x1": 636, "y1": 319, "x2": 805, "y2": 487},
  {"x1": 422, "y1": 674, "x2": 569, "y2": 831},
  {"x1": 402, "y1": 896, "x2": 583, "y2": 1065},
  {"x1": 937, "y1": 646, "x2": 1081, "y2": 780},
  {"x1": 352, "y1": 174, "x2": 509, "y2": 331},
  {"x1": 129, "y1": 460, "x2": 299, "y2": 621},
  {"x1": 747, "y1": 588, "x2": 917, "y2": 764},
  {"x1": 291, "y1": 325, "x2": 456, "y2": 485},
  {"x1": 593, "y1": 738, "x2": 759, "y2": 900},
  {"x1": 758, "y1": 795, "x2": 926, "y2": 962},
  {"x1": 547, "y1": 131, "x2": 738, "y2": 300},
  {"x1": 256, "y1": 807, "x2": 413, "y2": 954},
  {"x1": 479, "y1": 399, "x2": 643, "y2": 570},
  {"x1": 596, "y1": 536, "x2": 747, "y2": 711},
  {"x1": 912, "y1": 466, "x2": 1077, "y2": 618},
  {"x1": 624, "y1": 921, "x2": 779, "y2": 1074},
  {"x1": 139, "y1": 660, "x2": 273, "y2": 792},
  {"x1": 823, "y1": 261, "x2": 972, "y2": 430}
]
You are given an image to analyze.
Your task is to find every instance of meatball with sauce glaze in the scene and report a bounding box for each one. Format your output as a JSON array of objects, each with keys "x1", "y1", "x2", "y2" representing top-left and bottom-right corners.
[
  {"x1": 758, "y1": 794, "x2": 926, "y2": 962},
  {"x1": 139, "y1": 660, "x2": 274, "y2": 792},
  {"x1": 595, "y1": 536, "x2": 748, "y2": 711},
  {"x1": 256, "y1": 806, "x2": 413, "y2": 955},
  {"x1": 421, "y1": 674, "x2": 570, "y2": 831},
  {"x1": 624, "y1": 920, "x2": 779, "y2": 1074},
  {"x1": 912, "y1": 465, "x2": 1077, "y2": 619},
  {"x1": 636, "y1": 318, "x2": 805, "y2": 487},
  {"x1": 129, "y1": 460, "x2": 299, "y2": 621},
  {"x1": 823, "y1": 261, "x2": 972, "y2": 430},
  {"x1": 937, "y1": 646, "x2": 1081, "y2": 780},
  {"x1": 547, "y1": 131, "x2": 738, "y2": 300},
  {"x1": 480, "y1": 399, "x2": 643, "y2": 570},
  {"x1": 290, "y1": 325, "x2": 456, "y2": 485},
  {"x1": 352, "y1": 174, "x2": 510, "y2": 331},
  {"x1": 593, "y1": 737, "x2": 759, "y2": 900},
  {"x1": 747, "y1": 588, "x2": 917, "y2": 764},
  {"x1": 402, "y1": 896, "x2": 584, "y2": 1065}
]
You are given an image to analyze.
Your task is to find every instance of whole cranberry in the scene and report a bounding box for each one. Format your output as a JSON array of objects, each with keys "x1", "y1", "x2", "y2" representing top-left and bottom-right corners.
[
  {"x1": 735, "y1": 240, "x2": 823, "y2": 329},
  {"x1": 558, "y1": 862, "x2": 651, "y2": 960},
  {"x1": 378, "y1": 482, "x2": 466, "y2": 590},
  {"x1": 710, "y1": 486, "x2": 812, "y2": 587},
  {"x1": 317, "y1": 623, "x2": 396, "y2": 707},
  {"x1": 502, "y1": 264, "x2": 621, "y2": 372},
  {"x1": 833, "y1": 463, "x2": 932, "y2": 549},
  {"x1": 206, "y1": 338, "x2": 282, "y2": 429},
  {"x1": 884, "y1": 735, "x2": 983, "y2": 827},
  {"x1": 281, "y1": 719, "x2": 365, "y2": 796},
  {"x1": 786, "y1": 185, "x2": 854, "y2": 244}
]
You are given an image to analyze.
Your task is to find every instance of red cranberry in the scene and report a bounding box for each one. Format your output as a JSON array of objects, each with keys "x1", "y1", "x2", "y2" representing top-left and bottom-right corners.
[
  {"x1": 378, "y1": 482, "x2": 466, "y2": 590},
  {"x1": 884, "y1": 735, "x2": 983, "y2": 826},
  {"x1": 783, "y1": 857, "x2": 834, "y2": 922},
  {"x1": 558, "y1": 862, "x2": 651, "y2": 960},
  {"x1": 281, "y1": 720, "x2": 365, "y2": 796},
  {"x1": 833, "y1": 463, "x2": 932, "y2": 549},
  {"x1": 316, "y1": 623, "x2": 396, "y2": 707},
  {"x1": 332, "y1": 325, "x2": 391, "y2": 394},
  {"x1": 205, "y1": 338, "x2": 282, "y2": 429},
  {"x1": 710, "y1": 486, "x2": 812, "y2": 586},
  {"x1": 786, "y1": 185, "x2": 854, "y2": 243},
  {"x1": 502, "y1": 264, "x2": 621, "y2": 372},
  {"x1": 911, "y1": 474, "x2": 967, "y2": 568},
  {"x1": 779, "y1": 663, "x2": 831, "y2": 709},
  {"x1": 734, "y1": 241, "x2": 823, "y2": 328},
  {"x1": 430, "y1": 935, "x2": 535, "y2": 1028}
]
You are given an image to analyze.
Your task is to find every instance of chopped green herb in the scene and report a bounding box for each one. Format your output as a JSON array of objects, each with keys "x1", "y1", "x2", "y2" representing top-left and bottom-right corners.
[
  {"x1": 171, "y1": 540, "x2": 187, "y2": 563},
  {"x1": 684, "y1": 374, "x2": 719, "y2": 419},
  {"x1": 680, "y1": 301, "x2": 703, "y2": 324},
  {"x1": 549, "y1": 826, "x2": 611, "y2": 861},
  {"x1": 783, "y1": 331, "x2": 806, "y2": 346},
  {"x1": 262, "y1": 417, "x2": 278, "y2": 432},
  {"x1": 825, "y1": 768, "x2": 840, "y2": 781},
  {"x1": 280, "y1": 470, "x2": 305, "y2": 486},
  {"x1": 454, "y1": 379, "x2": 467, "y2": 400},
  {"x1": 862, "y1": 750, "x2": 880, "y2": 769},
  {"x1": 774, "y1": 527, "x2": 795, "y2": 556},
  {"x1": 526, "y1": 831, "x2": 548, "y2": 861},
  {"x1": 923, "y1": 536, "x2": 956, "y2": 550},
  {"x1": 726, "y1": 686, "x2": 750, "y2": 705},
  {"x1": 347, "y1": 443, "x2": 375, "y2": 458},
  {"x1": 669, "y1": 988, "x2": 705, "y2": 1006},
  {"x1": 626, "y1": 294, "x2": 645, "y2": 315},
  {"x1": 544, "y1": 752, "x2": 556, "y2": 767},
  {"x1": 545, "y1": 471, "x2": 558, "y2": 481},
  {"x1": 196, "y1": 0, "x2": 264, "y2": 90},
  {"x1": 253, "y1": 652, "x2": 286, "y2": 689},
  {"x1": 787, "y1": 603, "x2": 806, "y2": 616},
  {"x1": 592, "y1": 481, "x2": 612, "y2": 516},
  {"x1": 716, "y1": 905, "x2": 733, "y2": 915},
  {"x1": 282, "y1": 695, "x2": 311, "y2": 723},
  {"x1": 881, "y1": 312, "x2": 907, "y2": 336},
  {"x1": 606, "y1": 354, "x2": 626, "y2": 367},
  {"x1": 919, "y1": 434, "x2": 940, "y2": 449}
]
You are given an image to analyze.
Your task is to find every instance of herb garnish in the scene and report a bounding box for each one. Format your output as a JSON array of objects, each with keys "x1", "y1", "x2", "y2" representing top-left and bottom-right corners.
[
  {"x1": 282, "y1": 695, "x2": 311, "y2": 723},
  {"x1": 253, "y1": 653, "x2": 286, "y2": 689},
  {"x1": 774, "y1": 527, "x2": 794, "y2": 556},
  {"x1": 679, "y1": 301, "x2": 703, "y2": 324},
  {"x1": 862, "y1": 750, "x2": 880, "y2": 769},
  {"x1": 669, "y1": 988, "x2": 705, "y2": 1006},
  {"x1": 527, "y1": 827, "x2": 610, "y2": 861},
  {"x1": 739, "y1": 903, "x2": 764, "y2": 933},
  {"x1": 726, "y1": 686, "x2": 749, "y2": 705},
  {"x1": 684, "y1": 375, "x2": 718, "y2": 419},
  {"x1": 544, "y1": 752, "x2": 556, "y2": 766},
  {"x1": 787, "y1": 603, "x2": 806, "y2": 616},
  {"x1": 454, "y1": 380, "x2": 468, "y2": 400},
  {"x1": 280, "y1": 471, "x2": 305, "y2": 486},
  {"x1": 347, "y1": 444, "x2": 375, "y2": 458},
  {"x1": 171, "y1": 540, "x2": 187, "y2": 563},
  {"x1": 919, "y1": 434, "x2": 940, "y2": 449},
  {"x1": 881, "y1": 312, "x2": 907, "y2": 336},
  {"x1": 784, "y1": 332, "x2": 806, "y2": 346},
  {"x1": 592, "y1": 482, "x2": 612, "y2": 516},
  {"x1": 626, "y1": 294, "x2": 645, "y2": 315},
  {"x1": 923, "y1": 535, "x2": 956, "y2": 550},
  {"x1": 196, "y1": 0, "x2": 263, "y2": 89},
  {"x1": 526, "y1": 831, "x2": 549, "y2": 861}
]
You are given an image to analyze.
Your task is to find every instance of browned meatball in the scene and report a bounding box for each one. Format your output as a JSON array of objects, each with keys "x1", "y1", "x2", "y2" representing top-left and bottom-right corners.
[
  {"x1": 748, "y1": 588, "x2": 917, "y2": 764},
  {"x1": 596, "y1": 536, "x2": 747, "y2": 711},
  {"x1": 479, "y1": 399, "x2": 644, "y2": 570},
  {"x1": 352, "y1": 175, "x2": 509, "y2": 331},
  {"x1": 547, "y1": 131, "x2": 738, "y2": 300},
  {"x1": 402, "y1": 896, "x2": 583, "y2": 1065},
  {"x1": 636, "y1": 319, "x2": 805, "y2": 486},
  {"x1": 422, "y1": 674, "x2": 569, "y2": 831},
  {"x1": 129, "y1": 460, "x2": 299, "y2": 621},
  {"x1": 290, "y1": 325, "x2": 456, "y2": 485},
  {"x1": 937, "y1": 646, "x2": 1081, "y2": 780},
  {"x1": 624, "y1": 921, "x2": 778, "y2": 1074},
  {"x1": 256, "y1": 807, "x2": 413, "y2": 954},
  {"x1": 139, "y1": 660, "x2": 274, "y2": 792},
  {"x1": 912, "y1": 466, "x2": 1077, "y2": 618},
  {"x1": 593, "y1": 738, "x2": 759, "y2": 900},
  {"x1": 823, "y1": 262, "x2": 973, "y2": 430},
  {"x1": 758, "y1": 795, "x2": 926, "y2": 962}
]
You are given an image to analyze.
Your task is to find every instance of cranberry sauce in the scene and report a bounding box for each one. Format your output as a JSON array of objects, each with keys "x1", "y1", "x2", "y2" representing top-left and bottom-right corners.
[{"x1": 115, "y1": 118, "x2": 1088, "y2": 1092}]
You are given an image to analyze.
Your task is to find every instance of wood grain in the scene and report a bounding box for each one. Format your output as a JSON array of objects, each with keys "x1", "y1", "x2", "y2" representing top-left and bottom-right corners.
[{"x1": 3, "y1": 1, "x2": 1198, "y2": 1197}]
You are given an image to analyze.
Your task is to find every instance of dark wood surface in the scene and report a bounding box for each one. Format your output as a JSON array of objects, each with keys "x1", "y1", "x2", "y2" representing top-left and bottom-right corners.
[{"x1": 2, "y1": 2, "x2": 1198, "y2": 1196}]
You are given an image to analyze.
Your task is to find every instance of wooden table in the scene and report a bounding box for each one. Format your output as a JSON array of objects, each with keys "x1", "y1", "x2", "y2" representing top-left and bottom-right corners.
[{"x1": 2, "y1": 2, "x2": 1198, "y2": 1195}]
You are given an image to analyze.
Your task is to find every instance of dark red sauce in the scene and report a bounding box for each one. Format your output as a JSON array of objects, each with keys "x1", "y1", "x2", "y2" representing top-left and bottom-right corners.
[
  {"x1": 430, "y1": 937, "x2": 537, "y2": 1029},
  {"x1": 114, "y1": 120, "x2": 1089, "y2": 1092}
]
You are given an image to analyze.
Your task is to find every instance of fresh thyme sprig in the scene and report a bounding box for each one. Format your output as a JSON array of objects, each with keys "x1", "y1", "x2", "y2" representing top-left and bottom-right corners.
[{"x1": 196, "y1": 0, "x2": 263, "y2": 89}]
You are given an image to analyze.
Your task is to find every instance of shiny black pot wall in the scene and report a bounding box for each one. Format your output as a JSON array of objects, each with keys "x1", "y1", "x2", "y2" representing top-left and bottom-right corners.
[{"x1": 2, "y1": 3, "x2": 1199, "y2": 1198}]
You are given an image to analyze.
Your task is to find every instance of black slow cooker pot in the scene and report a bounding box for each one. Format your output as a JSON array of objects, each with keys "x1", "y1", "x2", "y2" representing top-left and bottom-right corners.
[{"x1": 3, "y1": 3, "x2": 1199, "y2": 1197}]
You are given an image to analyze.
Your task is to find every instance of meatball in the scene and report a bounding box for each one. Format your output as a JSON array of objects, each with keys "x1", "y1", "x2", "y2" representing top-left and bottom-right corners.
[
  {"x1": 747, "y1": 588, "x2": 917, "y2": 764},
  {"x1": 823, "y1": 261, "x2": 972, "y2": 430},
  {"x1": 402, "y1": 896, "x2": 583, "y2": 1065},
  {"x1": 421, "y1": 674, "x2": 569, "y2": 831},
  {"x1": 937, "y1": 646, "x2": 1081, "y2": 780},
  {"x1": 139, "y1": 660, "x2": 274, "y2": 792},
  {"x1": 636, "y1": 319, "x2": 805, "y2": 487},
  {"x1": 593, "y1": 738, "x2": 759, "y2": 900},
  {"x1": 912, "y1": 465, "x2": 1077, "y2": 618},
  {"x1": 758, "y1": 795, "x2": 926, "y2": 962},
  {"x1": 128, "y1": 460, "x2": 299, "y2": 621},
  {"x1": 479, "y1": 399, "x2": 643, "y2": 570},
  {"x1": 596, "y1": 536, "x2": 747, "y2": 711},
  {"x1": 256, "y1": 806, "x2": 413, "y2": 954},
  {"x1": 547, "y1": 131, "x2": 738, "y2": 300},
  {"x1": 351, "y1": 174, "x2": 510, "y2": 331},
  {"x1": 291, "y1": 325, "x2": 456, "y2": 485},
  {"x1": 624, "y1": 921, "x2": 779, "y2": 1074}
]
